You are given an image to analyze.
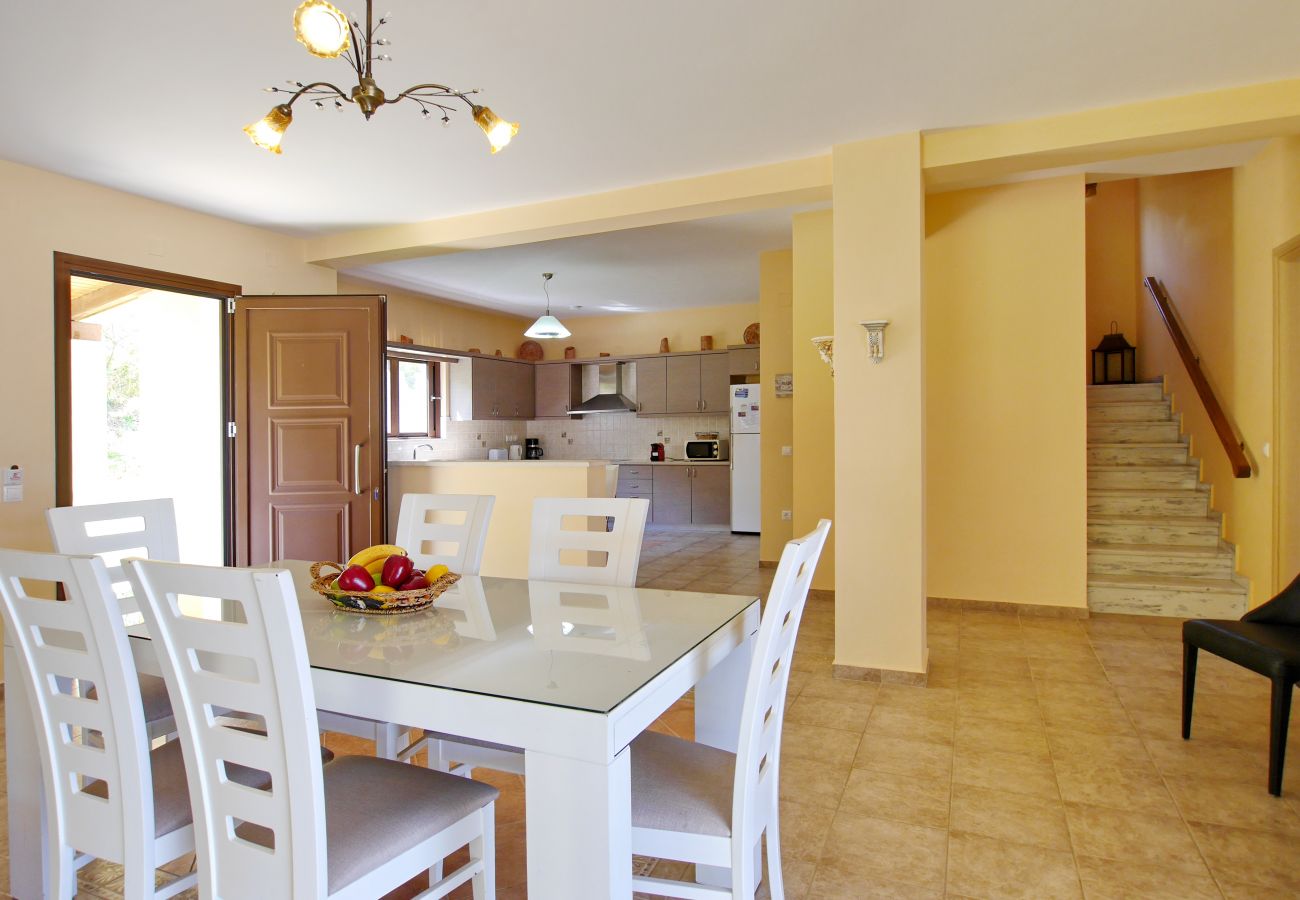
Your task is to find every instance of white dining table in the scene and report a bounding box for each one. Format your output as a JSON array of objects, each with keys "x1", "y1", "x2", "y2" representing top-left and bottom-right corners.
[{"x1": 6, "y1": 562, "x2": 760, "y2": 899}]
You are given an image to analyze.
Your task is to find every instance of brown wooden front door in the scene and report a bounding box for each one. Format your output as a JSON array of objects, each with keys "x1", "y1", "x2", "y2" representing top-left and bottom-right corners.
[{"x1": 232, "y1": 295, "x2": 385, "y2": 566}]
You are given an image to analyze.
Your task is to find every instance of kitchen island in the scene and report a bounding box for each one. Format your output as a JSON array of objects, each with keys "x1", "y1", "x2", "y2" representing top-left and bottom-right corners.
[{"x1": 387, "y1": 460, "x2": 617, "y2": 579}]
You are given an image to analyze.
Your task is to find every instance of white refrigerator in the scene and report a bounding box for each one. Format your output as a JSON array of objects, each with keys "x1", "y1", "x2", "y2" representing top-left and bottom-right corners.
[{"x1": 729, "y1": 385, "x2": 761, "y2": 533}]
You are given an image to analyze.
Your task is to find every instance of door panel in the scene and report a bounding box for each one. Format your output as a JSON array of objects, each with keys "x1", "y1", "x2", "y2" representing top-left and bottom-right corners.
[
  {"x1": 699, "y1": 353, "x2": 731, "y2": 414},
  {"x1": 651, "y1": 467, "x2": 691, "y2": 525},
  {"x1": 234, "y1": 295, "x2": 384, "y2": 566},
  {"x1": 665, "y1": 356, "x2": 702, "y2": 414},
  {"x1": 690, "y1": 466, "x2": 731, "y2": 525},
  {"x1": 536, "y1": 363, "x2": 575, "y2": 417},
  {"x1": 635, "y1": 357, "x2": 667, "y2": 415}
]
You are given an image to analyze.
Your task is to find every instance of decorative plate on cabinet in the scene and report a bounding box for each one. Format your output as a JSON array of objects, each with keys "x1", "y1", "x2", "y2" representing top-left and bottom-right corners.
[
  {"x1": 743, "y1": 322, "x2": 760, "y2": 345},
  {"x1": 517, "y1": 340, "x2": 544, "y2": 361}
]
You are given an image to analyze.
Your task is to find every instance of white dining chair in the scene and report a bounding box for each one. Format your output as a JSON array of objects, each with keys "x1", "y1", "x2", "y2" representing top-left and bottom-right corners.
[
  {"x1": 0, "y1": 549, "x2": 198, "y2": 899},
  {"x1": 125, "y1": 558, "x2": 499, "y2": 899},
  {"x1": 321, "y1": 493, "x2": 496, "y2": 759},
  {"x1": 46, "y1": 499, "x2": 181, "y2": 741},
  {"x1": 528, "y1": 496, "x2": 650, "y2": 586},
  {"x1": 410, "y1": 497, "x2": 650, "y2": 778},
  {"x1": 629, "y1": 518, "x2": 832, "y2": 899}
]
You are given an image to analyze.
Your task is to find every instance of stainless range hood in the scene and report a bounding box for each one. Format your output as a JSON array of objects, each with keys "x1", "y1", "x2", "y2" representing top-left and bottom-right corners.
[{"x1": 569, "y1": 361, "x2": 638, "y2": 414}]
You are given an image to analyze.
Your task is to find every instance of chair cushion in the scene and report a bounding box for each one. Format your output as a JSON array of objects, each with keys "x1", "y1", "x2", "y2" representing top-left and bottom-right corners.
[
  {"x1": 630, "y1": 730, "x2": 735, "y2": 838},
  {"x1": 1185, "y1": 619, "x2": 1300, "y2": 680},
  {"x1": 321, "y1": 756, "x2": 499, "y2": 891},
  {"x1": 83, "y1": 731, "x2": 335, "y2": 837},
  {"x1": 86, "y1": 674, "x2": 173, "y2": 726}
]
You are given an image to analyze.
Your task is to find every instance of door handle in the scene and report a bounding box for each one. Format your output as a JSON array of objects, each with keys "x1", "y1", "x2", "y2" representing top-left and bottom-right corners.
[
  {"x1": 701, "y1": 399, "x2": 707, "y2": 410},
  {"x1": 353, "y1": 444, "x2": 363, "y2": 495}
]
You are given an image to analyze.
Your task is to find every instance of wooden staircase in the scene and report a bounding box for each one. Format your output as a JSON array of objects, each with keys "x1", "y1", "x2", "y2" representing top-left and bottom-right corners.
[{"x1": 1087, "y1": 381, "x2": 1248, "y2": 618}]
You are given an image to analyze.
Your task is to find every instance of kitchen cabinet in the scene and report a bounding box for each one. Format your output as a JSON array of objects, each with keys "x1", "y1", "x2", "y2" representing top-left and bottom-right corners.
[
  {"x1": 634, "y1": 357, "x2": 667, "y2": 415},
  {"x1": 729, "y1": 347, "x2": 760, "y2": 377},
  {"x1": 649, "y1": 467, "x2": 691, "y2": 525},
  {"x1": 449, "y1": 356, "x2": 535, "y2": 421},
  {"x1": 689, "y1": 466, "x2": 731, "y2": 525},
  {"x1": 534, "y1": 362, "x2": 579, "y2": 418},
  {"x1": 663, "y1": 352, "x2": 730, "y2": 414},
  {"x1": 699, "y1": 352, "x2": 731, "y2": 413}
]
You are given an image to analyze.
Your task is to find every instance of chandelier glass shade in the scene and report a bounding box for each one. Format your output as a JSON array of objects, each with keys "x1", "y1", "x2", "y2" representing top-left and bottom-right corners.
[
  {"x1": 525, "y1": 273, "x2": 572, "y2": 340},
  {"x1": 246, "y1": 0, "x2": 518, "y2": 154}
]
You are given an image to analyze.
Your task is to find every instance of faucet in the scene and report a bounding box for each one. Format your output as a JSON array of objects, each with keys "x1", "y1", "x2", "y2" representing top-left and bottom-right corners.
[{"x1": 413, "y1": 443, "x2": 434, "y2": 460}]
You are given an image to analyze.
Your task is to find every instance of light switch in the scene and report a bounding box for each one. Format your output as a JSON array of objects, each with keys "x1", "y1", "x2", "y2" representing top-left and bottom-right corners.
[
  {"x1": 781, "y1": 446, "x2": 792, "y2": 456},
  {"x1": 3, "y1": 465, "x2": 22, "y2": 501}
]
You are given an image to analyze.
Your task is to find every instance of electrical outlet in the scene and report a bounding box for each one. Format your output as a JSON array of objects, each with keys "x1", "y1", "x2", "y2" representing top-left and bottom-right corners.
[
  {"x1": 781, "y1": 510, "x2": 792, "y2": 521},
  {"x1": 781, "y1": 446, "x2": 792, "y2": 456}
]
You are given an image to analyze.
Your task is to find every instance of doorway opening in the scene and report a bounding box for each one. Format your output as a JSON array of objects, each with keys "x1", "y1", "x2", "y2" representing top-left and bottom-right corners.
[
  {"x1": 55, "y1": 254, "x2": 240, "y2": 565},
  {"x1": 1275, "y1": 237, "x2": 1300, "y2": 593}
]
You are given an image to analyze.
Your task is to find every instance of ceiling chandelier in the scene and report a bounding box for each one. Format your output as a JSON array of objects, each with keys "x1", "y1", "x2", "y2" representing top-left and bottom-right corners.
[
  {"x1": 525, "y1": 273, "x2": 572, "y2": 340},
  {"x1": 245, "y1": 0, "x2": 518, "y2": 155}
]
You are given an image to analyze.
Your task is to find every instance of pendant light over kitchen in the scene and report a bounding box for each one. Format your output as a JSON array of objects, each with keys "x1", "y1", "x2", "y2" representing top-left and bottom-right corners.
[{"x1": 524, "y1": 272, "x2": 571, "y2": 339}]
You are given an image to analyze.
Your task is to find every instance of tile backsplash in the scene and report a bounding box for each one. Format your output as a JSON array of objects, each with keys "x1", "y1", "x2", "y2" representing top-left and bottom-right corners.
[
  {"x1": 527, "y1": 413, "x2": 729, "y2": 462},
  {"x1": 387, "y1": 413, "x2": 729, "y2": 462}
]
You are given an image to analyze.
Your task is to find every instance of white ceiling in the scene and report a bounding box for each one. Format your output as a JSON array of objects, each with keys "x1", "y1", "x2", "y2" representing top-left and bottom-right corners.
[
  {"x1": 5, "y1": 1, "x2": 1300, "y2": 235},
  {"x1": 347, "y1": 206, "x2": 813, "y2": 316}
]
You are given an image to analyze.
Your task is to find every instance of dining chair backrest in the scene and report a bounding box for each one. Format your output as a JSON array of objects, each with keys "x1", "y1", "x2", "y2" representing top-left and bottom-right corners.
[
  {"x1": 528, "y1": 497, "x2": 649, "y2": 587},
  {"x1": 730, "y1": 519, "x2": 831, "y2": 875},
  {"x1": 394, "y1": 493, "x2": 496, "y2": 575},
  {"x1": 46, "y1": 499, "x2": 179, "y2": 618},
  {"x1": 0, "y1": 549, "x2": 153, "y2": 886},
  {"x1": 126, "y1": 559, "x2": 329, "y2": 897}
]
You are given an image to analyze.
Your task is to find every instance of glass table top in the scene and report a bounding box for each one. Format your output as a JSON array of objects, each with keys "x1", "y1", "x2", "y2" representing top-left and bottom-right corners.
[{"x1": 132, "y1": 561, "x2": 759, "y2": 714}]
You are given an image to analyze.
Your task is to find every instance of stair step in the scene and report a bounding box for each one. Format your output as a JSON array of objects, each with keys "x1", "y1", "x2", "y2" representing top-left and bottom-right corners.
[
  {"x1": 1088, "y1": 514, "x2": 1221, "y2": 547},
  {"x1": 1088, "y1": 421, "x2": 1182, "y2": 444},
  {"x1": 1088, "y1": 488, "x2": 1209, "y2": 518},
  {"x1": 1087, "y1": 401, "x2": 1171, "y2": 423},
  {"x1": 1088, "y1": 443, "x2": 1190, "y2": 467},
  {"x1": 1088, "y1": 466, "x2": 1200, "y2": 490},
  {"x1": 1087, "y1": 574, "x2": 1247, "y2": 619},
  {"x1": 1088, "y1": 542, "x2": 1235, "y2": 578},
  {"x1": 1087, "y1": 382, "x2": 1165, "y2": 405}
]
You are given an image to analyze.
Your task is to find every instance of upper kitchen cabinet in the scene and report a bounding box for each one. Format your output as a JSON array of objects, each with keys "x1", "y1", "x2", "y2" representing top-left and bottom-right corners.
[
  {"x1": 729, "y1": 346, "x2": 760, "y2": 377},
  {"x1": 699, "y1": 352, "x2": 731, "y2": 412},
  {"x1": 634, "y1": 356, "x2": 667, "y2": 415},
  {"x1": 449, "y1": 356, "x2": 535, "y2": 421},
  {"x1": 665, "y1": 352, "x2": 730, "y2": 414},
  {"x1": 535, "y1": 362, "x2": 580, "y2": 418}
]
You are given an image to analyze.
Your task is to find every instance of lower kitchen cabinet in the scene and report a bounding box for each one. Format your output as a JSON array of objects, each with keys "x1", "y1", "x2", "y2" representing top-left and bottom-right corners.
[
  {"x1": 648, "y1": 467, "x2": 691, "y2": 525},
  {"x1": 688, "y1": 466, "x2": 731, "y2": 525},
  {"x1": 623, "y1": 464, "x2": 730, "y2": 526}
]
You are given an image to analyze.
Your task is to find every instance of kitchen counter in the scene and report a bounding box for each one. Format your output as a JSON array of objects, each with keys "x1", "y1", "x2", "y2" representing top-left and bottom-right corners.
[
  {"x1": 610, "y1": 459, "x2": 729, "y2": 466},
  {"x1": 390, "y1": 459, "x2": 611, "y2": 468}
]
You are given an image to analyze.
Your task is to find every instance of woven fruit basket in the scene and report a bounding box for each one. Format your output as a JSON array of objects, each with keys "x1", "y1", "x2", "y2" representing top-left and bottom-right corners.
[{"x1": 310, "y1": 561, "x2": 460, "y2": 615}]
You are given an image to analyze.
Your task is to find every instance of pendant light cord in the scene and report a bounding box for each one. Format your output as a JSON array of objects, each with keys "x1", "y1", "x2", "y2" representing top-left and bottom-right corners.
[{"x1": 542, "y1": 272, "x2": 554, "y2": 315}]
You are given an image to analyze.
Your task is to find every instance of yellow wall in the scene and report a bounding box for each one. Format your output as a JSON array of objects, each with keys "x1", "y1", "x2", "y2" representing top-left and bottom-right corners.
[
  {"x1": 550, "y1": 302, "x2": 760, "y2": 361},
  {"x1": 759, "y1": 250, "x2": 794, "y2": 562},
  {"x1": 792, "y1": 211, "x2": 835, "y2": 590},
  {"x1": 832, "y1": 134, "x2": 927, "y2": 674},
  {"x1": 338, "y1": 274, "x2": 532, "y2": 352},
  {"x1": 1137, "y1": 169, "x2": 1237, "y2": 541},
  {"x1": 1085, "y1": 179, "x2": 1140, "y2": 377},
  {"x1": 1233, "y1": 137, "x2": 1300, "y2": 599},
  {"x1": 0, "y1": 158, "x2": 336, "y2": 558},
  {"x1": 925, "y1": 177, "x2": 1088, "y2": 608}
]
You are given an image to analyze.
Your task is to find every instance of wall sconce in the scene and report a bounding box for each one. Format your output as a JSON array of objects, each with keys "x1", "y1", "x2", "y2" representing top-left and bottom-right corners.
[
  {"x1": 810, "y1": 335, "x2": 834, "y2": 376},
  {"x1": 860, "y1": 320, "x2": 890, "y2": 364}
]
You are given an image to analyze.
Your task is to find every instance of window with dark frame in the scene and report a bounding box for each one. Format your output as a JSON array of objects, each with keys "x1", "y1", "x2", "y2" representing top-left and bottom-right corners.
[{"x1": 387, "y1": 355, "x2": 442, "y2": 438}]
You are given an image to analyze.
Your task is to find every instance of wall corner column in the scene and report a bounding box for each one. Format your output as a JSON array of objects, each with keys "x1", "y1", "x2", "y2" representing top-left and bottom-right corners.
[{"x1": 832, "y1": 132, "x2": 927, "y2": 678}]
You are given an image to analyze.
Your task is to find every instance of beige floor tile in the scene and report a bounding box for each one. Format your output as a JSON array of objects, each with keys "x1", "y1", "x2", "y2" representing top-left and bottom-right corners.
[
  {"x1": 875, "y1": 684, "x2": 957, "y2": 714},
  {"x1": 951, "y1": 747, "x2": 1060, "y2": 799},
  {"x1": 945, "y1": 832, "x2": 1082, "y2": 899},
  {"x1": 1038, "y1": 702, "x2": 1136, "y2": 736},
  {"x1": 782, "y1": 721, "x2": 865, "y2": 767},
  {"x1": 839, "y1": 768, "x2": 950, "y2": 829},
  {"x1": 1052, "y1": 761, "x2": 1178, "y2": 816},
  {"x1": 777, "y1": 758, "x2": 853, "y2": 810},
  {"x1": 1064, "y1": 802, "x2": 1204, "y2": 874},
  {"x1": 956, "y1": 690, "x2": 1042, "y2": 725},
  {"x1": 1216, "y1": 875, "x2": 1300, "y2": 899},
  {"x1": 798, "y1": 674, "x2": 879, "y2": 706},
  {"x1": 949, "y1": 783, "x2": 1071, "y2": 850},
  {"x1": 1046, "y1": 728, "x2": 1154, "y2": 771},
  {"x1": 1165, "y1": 774, "x2": 1300, "y2": 834},
  {"x1": 1028, "y1": 656, "x2": 1110, "y2": 684},
  {"x1": 785, "y1": 695, "x2": 872, "y2": 733},
  {"x1": 864, "y1": 705, "x2": 956, "y2": 746},
  {"x1": 816, "y1": 810, "x2": 949, "y2": 891},
  {"x1": 1188, "y1": 821, "x2": 1300, "y2": 893},
  {"x1": 776, "y1": 798, "x2": 837, "y2": 862},
  {"x1": 1142, "y1": 737, "x2": 1269, "y2": 783},
  {"x1": 1073, "y1": 855, "x2": 1220, "y2": 900},
  {"x1": 853, "y1": 732, "x2": 955, "y2": 782},
  {"x1": 806, "y1": 870, "x2": 944, "y2": 899},
  {"x1": 953, "y1": 714, "x2": 1050, "y2": 760}
]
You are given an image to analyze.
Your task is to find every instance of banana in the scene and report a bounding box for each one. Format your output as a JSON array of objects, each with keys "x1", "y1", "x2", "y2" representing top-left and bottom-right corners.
[
  {"x1": 365, "y1": 559, "x2": 387, "y2": 579},
  {"x1": 347, "y1": 544, "x2": 406, "y2": 569}
]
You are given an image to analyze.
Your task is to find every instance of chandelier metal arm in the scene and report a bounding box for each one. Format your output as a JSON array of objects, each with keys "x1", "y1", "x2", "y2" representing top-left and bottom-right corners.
[
  {"x1": 284, "y1": 80, "x2": 353, "y2": 109},
  {"x1": 391, "y1": 83, "x2": 475, "y2": 107}
]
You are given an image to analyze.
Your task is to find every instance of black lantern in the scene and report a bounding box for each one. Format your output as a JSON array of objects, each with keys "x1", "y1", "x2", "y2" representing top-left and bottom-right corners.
[{"x1": 1092, "y1": 321, "x2": 1136, "y2": 385}]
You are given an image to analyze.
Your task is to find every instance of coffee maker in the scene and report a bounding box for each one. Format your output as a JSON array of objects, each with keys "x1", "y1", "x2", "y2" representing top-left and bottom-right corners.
[{"x1": 525, "y1": 438, "x2": 544, "y2": 460}]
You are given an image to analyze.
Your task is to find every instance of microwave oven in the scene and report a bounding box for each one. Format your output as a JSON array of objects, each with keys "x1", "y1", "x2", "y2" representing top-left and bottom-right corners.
[{"x1": 684, "y1": 439, "x2": 728, "y2": 460}]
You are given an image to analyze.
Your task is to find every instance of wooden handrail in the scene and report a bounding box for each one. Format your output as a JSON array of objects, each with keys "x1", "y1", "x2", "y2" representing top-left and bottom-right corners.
[{"x1": 1143, "y1": 276, "x2": 1251, "y2": 478}]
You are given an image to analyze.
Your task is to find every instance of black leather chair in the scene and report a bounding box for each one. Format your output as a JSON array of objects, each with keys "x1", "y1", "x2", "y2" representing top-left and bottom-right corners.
[{"x1": 1183, "y1": 572, "x2": 1300, "y2": 795}]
